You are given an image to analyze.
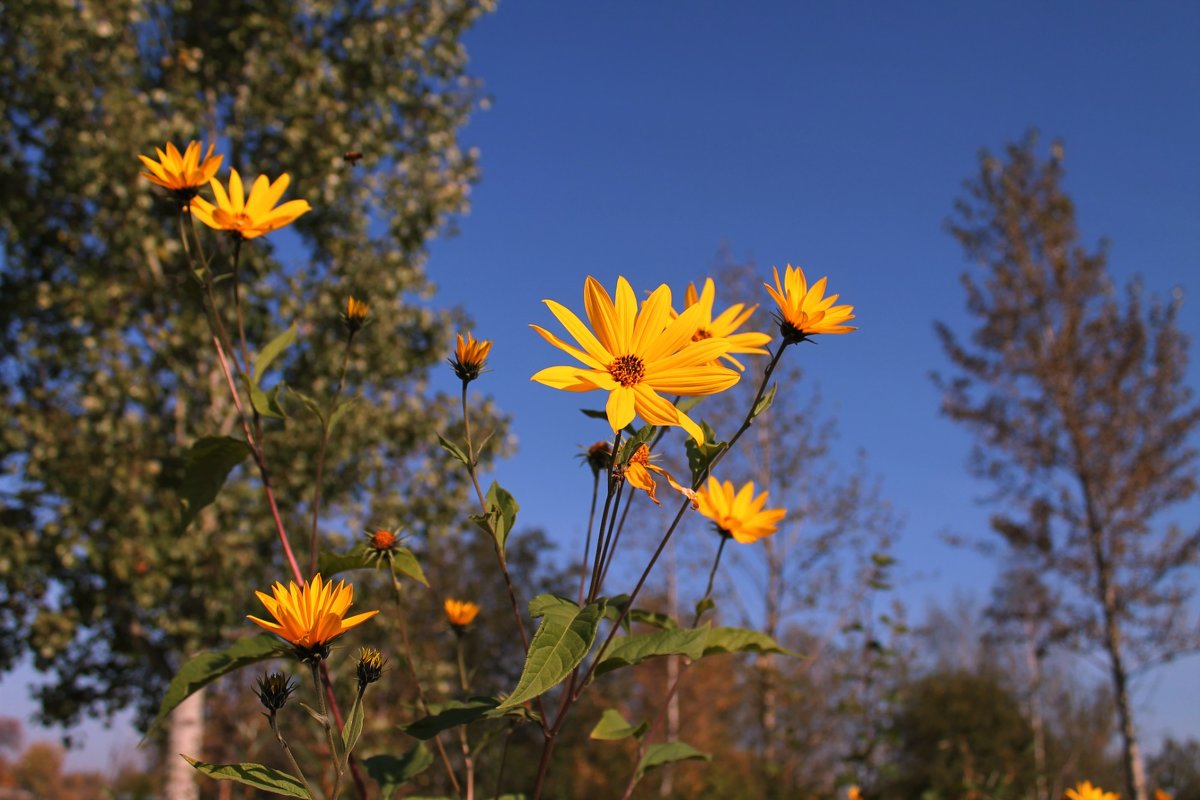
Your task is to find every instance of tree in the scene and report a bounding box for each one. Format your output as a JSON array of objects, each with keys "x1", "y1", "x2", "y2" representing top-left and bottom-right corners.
[
  {"x1": 935, "y1": 133, "x2": 1200, "y2": 800},
  {"x1": 0, "y1": 0, "x2": 502, "y2": 791}
]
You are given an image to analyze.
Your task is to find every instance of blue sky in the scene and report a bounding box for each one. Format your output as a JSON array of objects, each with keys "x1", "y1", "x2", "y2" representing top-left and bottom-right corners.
[{"x1": 4, "y1": 0, "x2": 1199, "y2": 771}]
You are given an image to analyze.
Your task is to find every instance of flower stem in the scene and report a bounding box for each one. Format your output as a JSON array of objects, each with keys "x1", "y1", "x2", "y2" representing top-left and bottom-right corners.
[
  {"x1": 577, "y1": 470, "x2": 600, "y2": 606},
  {"x1": 309, "y1": 331, "x2": 357, "y2": 575},
  {"x1": 310, "y1": 661, "x2": 343, "y2": 800},
  {"x1": 269, "y1": 711, "x2": 316, "y2": 799}
]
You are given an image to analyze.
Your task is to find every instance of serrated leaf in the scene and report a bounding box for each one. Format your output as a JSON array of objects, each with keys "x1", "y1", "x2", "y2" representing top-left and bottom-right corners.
[
  {"x1": 751, "y1": 382, "x2": 778, "y2": 419},
  {"x1": 182, "y1": 756, "x2": 311, "y2": 798},
  {"x1": 402, "y1": 698, "x2": 499, "y2": 740},
  {"x1": 391, "y1": 546, "x2": 429, "y2": 587},
  {"x1": 150, "y1": 636, "x2": 289, "y2": 734},
  {"x1": 497, "y1": 596, "x2": 605, "y2": 711},
  {"x1": 701, "y1": 627, "x2": 793, "y2": 657},
  {"x1": 178, "y1": 436, "x2": 251, "y2": 531},
  {"x1": 364, "y1": 746, "x2": 434, "y2": 799},
  {"x1": 436, "y1": 432, "x2": 469, "y2": 465},
  {"x1": 589, "y1": 709, "x2": 648, "y2": 741},
  {"x1": 592, "y1": 628, "x2": 709, "y2": 678},
  {"x1": 317, "y1": 544, "x2": 376, "y2": 576},
  {"x1": 249, "y1": 380, "x2": 287, "y2": 420},
  {"x1": 342, "y1": 694, "x2": 365, "y2": 754},
  {"x1": 635, "y1": 741, "x2": 710, "y2": 779},
  {"x1": 254, "y1": 323, "x2": 297, "y2": 379}
]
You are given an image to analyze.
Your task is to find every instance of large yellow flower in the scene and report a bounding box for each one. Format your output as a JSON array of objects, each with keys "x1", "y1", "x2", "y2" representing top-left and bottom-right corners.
[
  {"x1": 680, "y1": 278, "x2": 772, "y2": 370},
  {"x1": 138, "y1": 140, "x2": 223, "y2": 200},
  {"x1": 531, "y1": 276, "x2": 739, "y2": 441},
  {"x1": 764, "y1": 264, "x2": 856, "y2": 343},
  {"x1": 695, "y1": 477, "x2": 786, "y2": 544},
  {"x1": 247, "y1": 574, "x2": 378, "y2": 658},
  {"x1": 1065, "y1": 781, "x2": 1119, "y2": 800},
  {"x1": 191, "y1": 168, "x2": 311, "y2": 239}
]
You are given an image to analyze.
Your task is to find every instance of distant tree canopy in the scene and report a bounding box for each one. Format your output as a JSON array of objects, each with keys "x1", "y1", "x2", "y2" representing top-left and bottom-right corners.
[{"x1": 0, "y1": 0, "x2": 502, "y2": 728}]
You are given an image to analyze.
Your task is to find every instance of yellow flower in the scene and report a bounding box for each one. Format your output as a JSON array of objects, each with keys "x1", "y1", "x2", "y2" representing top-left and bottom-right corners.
[
  {"x1": 624, "y1": 444, "x2": 698, "y2": 508},
  {"x1": 444, "y1": 598, "x2": 481, "y2": 628},
  {"x1": 343, "y1": 296, "x2": 370, "y2": 333},
  {"x1": 848, "y1": 787, "x2": 862, "y2": 800},
  {"x1": 531, "y1": 276, "x2": 740, "y2": 442},
  {"x1": 450, "y1": 332, "x2": 492, "y2": 382},
  {"x1": 1065, "y1": 781, "x2": 1120, "y2": 800},
  {"x1": 695, "y1": 477, "x2": 786, "y2": 544},
  {"x1": 1154, "y1": 791, "x2": 1172, "y2": 800},
  {"x1": 247, "y1": 574, "x2": 379, "y2": 659},
  {"x1": 680, "y1": 278, "x2": 772, "y2": 370},
  {"x1": 190, "y1": 168, "x2": 311, "y2": 239},
  {"x1": 764, "y1": 264, "x2": 856, "y2": 344},
  {"x1": 138, "y1": 140, "x2": 223, "y2": 201}
]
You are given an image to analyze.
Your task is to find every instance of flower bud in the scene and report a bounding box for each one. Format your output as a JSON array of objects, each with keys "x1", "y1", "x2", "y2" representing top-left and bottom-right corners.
[{"x1": 255, "y1": 672, "x2": 297, "y2": 712}]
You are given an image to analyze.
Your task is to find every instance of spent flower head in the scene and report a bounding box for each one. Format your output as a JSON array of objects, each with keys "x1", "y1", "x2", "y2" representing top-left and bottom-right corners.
[
  {"x1": 531, "y1": 276, "x2": 740, "y2": 441},
  {"x1": 450, "y1": 332, "x2": 492, "y2": 383},
  {"x1": 624, "y1": 444, "x2": 697, "y2": 508},
  {"x1": 247, "y1": 574, "x2": 379, "y2": 662},
  {"x1": 190, "y1": 168, "x2": 311, "y2": 240},
  {"x1": 254, "y1": 671, "x2": 297, "y2": 712},
  {"x1": 367, "y1": 528, "x2": 398, "y2": 553},
  {"x1": 444, "y1": 598, "x2": 481, "y2": 629},
  {"x1": 579, "y1": 441, "x2": 613, "y2": 478},
  {"x1": 139, "y1": 140, "x2": 223, "y2": 204},
  {"x1": 764, "y1": 264, "x2": 856, "y2": 345},
  {"x1": 695, "y1": 477, "x2": 786, "y2": 544},
  {"x1": 356, "y1": 647, "x2": 387, "y2": 692},
  {"x1": 343, "y1": 296, "x2": 370, "y2": 333}
]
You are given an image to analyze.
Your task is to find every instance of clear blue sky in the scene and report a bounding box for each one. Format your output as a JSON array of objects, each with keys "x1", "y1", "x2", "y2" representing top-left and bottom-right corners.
[{"x1": 5, "y1": 0, "x2": 1199, "y2": 771}]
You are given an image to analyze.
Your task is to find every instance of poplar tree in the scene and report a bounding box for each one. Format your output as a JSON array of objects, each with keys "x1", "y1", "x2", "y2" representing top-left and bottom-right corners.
[{"x1": 935, "y1": 133, "x2": 1200, "y2": 800}]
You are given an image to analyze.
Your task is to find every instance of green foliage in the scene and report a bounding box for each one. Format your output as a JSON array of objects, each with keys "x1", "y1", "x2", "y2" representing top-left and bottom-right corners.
[
  {"x1": 363, "y1": 746, "x2": 435, "y2": 799},
  {"x1": 181, "y1": 756, "x2": 311, "y2": 798},
  {"x1": 150, "y1": 635, "x2": 290, "y2": 733},
  {"x1": 592, "y1": 628, "x2": 709, "y2": 678},
  {"x1": 589, "y1": 709, "x2": 648, "y2": 741},
  {"x1": 685, "y1": 421, "x2": 728, "y2": 484},
  {"x1": 176, "y1": 436, "x2": 252, "y2": 531},
  {"x1": 700, "y1": 627, "x2": 793, "y2": 657},
  {"x1": 497, "y1": 596, "x2": 606, "y2": 711},
  {"x1": 636, "y1": 741, "x2": 711, "y2": 780},
  {"x1": 469, "y1": 482, "x2": 520, "y2": 562}
]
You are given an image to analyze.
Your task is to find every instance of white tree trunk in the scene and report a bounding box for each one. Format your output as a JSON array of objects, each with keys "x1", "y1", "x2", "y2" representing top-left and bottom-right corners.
[{"x1": 164, "y1": 687, "x2": 204, "y2": 800}]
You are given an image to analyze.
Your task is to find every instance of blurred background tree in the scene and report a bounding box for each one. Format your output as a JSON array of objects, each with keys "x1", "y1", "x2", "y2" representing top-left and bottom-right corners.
[
  {"x1": 0, "y1": 0, "x2": 503, "y2": 795},
  {"x1": 935, "y1": 133, "x2": 1200, "y2": 800}
]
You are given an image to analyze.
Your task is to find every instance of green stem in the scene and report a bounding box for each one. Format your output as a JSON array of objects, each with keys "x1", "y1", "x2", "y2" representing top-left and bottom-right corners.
[
  {"x1": 310, "y1": 661, "x2": 343, "y2": 800},
  {"x1": 309, "y1": 332, "x2": 357, "y2": 575},
  {"x1": 577, "y1": 470, "x2": 600, "y2": 606},
  {"x1": 269, "y1": 711, "x2": 316, "y2": 799}
]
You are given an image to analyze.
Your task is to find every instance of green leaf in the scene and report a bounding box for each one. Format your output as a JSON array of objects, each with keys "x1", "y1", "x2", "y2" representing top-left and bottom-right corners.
[
  {"x1": 402, "y1": 698, "x2": 499, "y2": 740},
  {"x1": 592, "y1": 628, "x2": 709, "y2": 678},
  {"x1": 701, "y1": 627, "x2": 793, "y2": 657},
  {"x1": 751, "y1": 382, "x2": 778, "y2": 419},
  {"x1": 390, "y1": 545, "x2": 429, "y2": 587},
  {"x1": 602, "y1": 595, "x2": 677, "y2": 632},
  {"x1": 317, "y1": 543, "x2": 375, "y2": 576},
  {"x1": 364, "y1": 746, "x2": 434, "y2": 799},
  {"x1": 178, "y1": 436, "x2": 251, "y2": 531},
  {"x1": 693, "y1": 596, "x2": 715, "y2": 620},
  {"x1": 291, "y1": 389, "x2": 325, "y2": 424},
  {"x1": 635, "y1": 741, "x2": 710, "y2": 779},
  {"x1": 589, "y1": 709, "x2": 648, "y2": 741},
  {"x1": 436, "y1": 432, "x2": 469, "y2": 465},
  {"x1": 249, "y1": 380, "x2": 288, "y2": 420},
  {"x1": 684, "y1": 422, "x2": 727, "y2": 484},
  {"x1": 342, "y1": 693, "x2": 365, "y2": 755},
  {"x1": 182, "y1": 756, "x2": 311, "y2": 798},
  {"x1": 254, "y1": 323, "x2": 297, "y2": 379},
  {"x1": 327, "y1": 396, "x2": 359, "y2": 435},
  {"x1": 471, "y1": 483, "x2": 519, "y2": 562},
  {"x1": 497, "y1": 595, "x2": 606, "y2": 711},
  {"x1": 616, "y1": 424, "x2": 658, "y2": 466},
  {"x1": 150, "y1": 637, "x2": 289, "y2": 734}
]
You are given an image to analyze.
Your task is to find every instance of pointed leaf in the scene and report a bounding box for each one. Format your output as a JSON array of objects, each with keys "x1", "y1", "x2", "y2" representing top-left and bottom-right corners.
[
  {"x1": 496, "y1": 596, "x2": 605, "y2": 711},
  {"x1": 342, "y1": 694, "x2": 365, "y2": 754},
  {"x1": 592, "y1": 628, "x2": 709, "y2": 678},
  {"x1": 182, "y1": 756, "x2": 311, "y2": 798},
  {"x1": 391, "y1": 545, "x2": 429, "y2": 587},
  {"x1": 684, "y1": 422, "x2": 727, "y2": 484},
  {"x1": 327, "y1": 396, "x2": 359, "y2": 435},
  {"x1": 436, "y1": 432, "x2": 469, "y2": 466},
  {"x1": 249, "y1": 380, "x2": 288, "y2": 420},
  {"x1": 150, "y1": 635, "x2": 289, "y2": 734},
  {"x1": 616, "y1": 425, "x2": 658, "y2": 466},
  {"x1": 751, "y1": 382, "x2": 778, "y2": 419},
  {"x1": 178, "y1": 436, "x2": 251, "y2": 531},
  {"x1": 317, "y1": 543, "x2": 376, "y2": 576},
  {"x1": 589, "y1": 709, "x2": 648, "y2": 741},
  {"x1": 291, "y1": 389, "x2": 325, "y2": 424},
  {"x1": 364, "y1": 746, "x2": 434, "y2": 799},
  {"x1": 254, "y1": 323, "x2": 297, "y2": 378},
  {"x1": 635, "y1": 741, "x2": 710, "y2": 779},
  {"x1": 701, "y1": 627, "x2": 793, "y2": 657},
  {"x1": 402, "y1": 698, "x2": 499, "y2": 740},
  {"x1": 486, "y1": 482, "x2": 519, "y2": 558}
]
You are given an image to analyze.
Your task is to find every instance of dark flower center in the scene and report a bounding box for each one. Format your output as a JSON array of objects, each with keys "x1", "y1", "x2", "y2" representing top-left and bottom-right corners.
[{"x1": 608, "y1": 354, "x2": 646, "y2": 387}]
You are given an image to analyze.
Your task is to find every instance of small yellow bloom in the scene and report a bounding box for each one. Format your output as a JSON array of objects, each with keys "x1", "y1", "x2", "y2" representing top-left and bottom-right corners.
[
  {"x1": 680, "y1": 278, "x2": 772, "y2": 370},
  {"x1": 1154, "y1": 791, "x2": 1172, "y2": 800},
  {"x1": 623, "y1": 444, "x2": 697, "y2": 508},
  {"x1": 848, "y1": 787, "x2": 862, "y2": 800},
  {"x1": 450, "y1": 332, "x2": 492, "y2": 382},
  {"x1": 344, "y1": 296, "x2": 370, "y2": 332},
  {"x1": 247, "y1": 574, "x2": 379, "y2": 660},
  {"x1": 531, "y1": 276, "x2": 740, "y2": 442},
  {"x1": 444, "y1": 598, "x2": 481, "y2": 628},
  {"x1": 191, "y1": 168, "x2": 311, "y2": 239},
  {"x1": 1065, "y1": 781, "x2": 1120, "y2": 800},
  {"x1": 764, "y1": 264, "x2": 856, "y2": 344},
  {"x1": 138, "y1": 140, "x2": 223, "y2": 201},
  {"x1": 695, "y1": 477, "x2": 786, "y2": 544}
]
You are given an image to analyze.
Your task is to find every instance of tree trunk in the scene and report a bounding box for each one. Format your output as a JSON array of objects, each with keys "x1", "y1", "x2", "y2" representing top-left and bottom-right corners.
[
  {"x1": 1101, "y1": 587, "x2": 1148, "y2": 800},
  {"x1": 1023, "y1": 623, "x2": 1049, "y2": 800},
  {"x1": 164, "y1": 687, "x2": 204, "y2": 800}
]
